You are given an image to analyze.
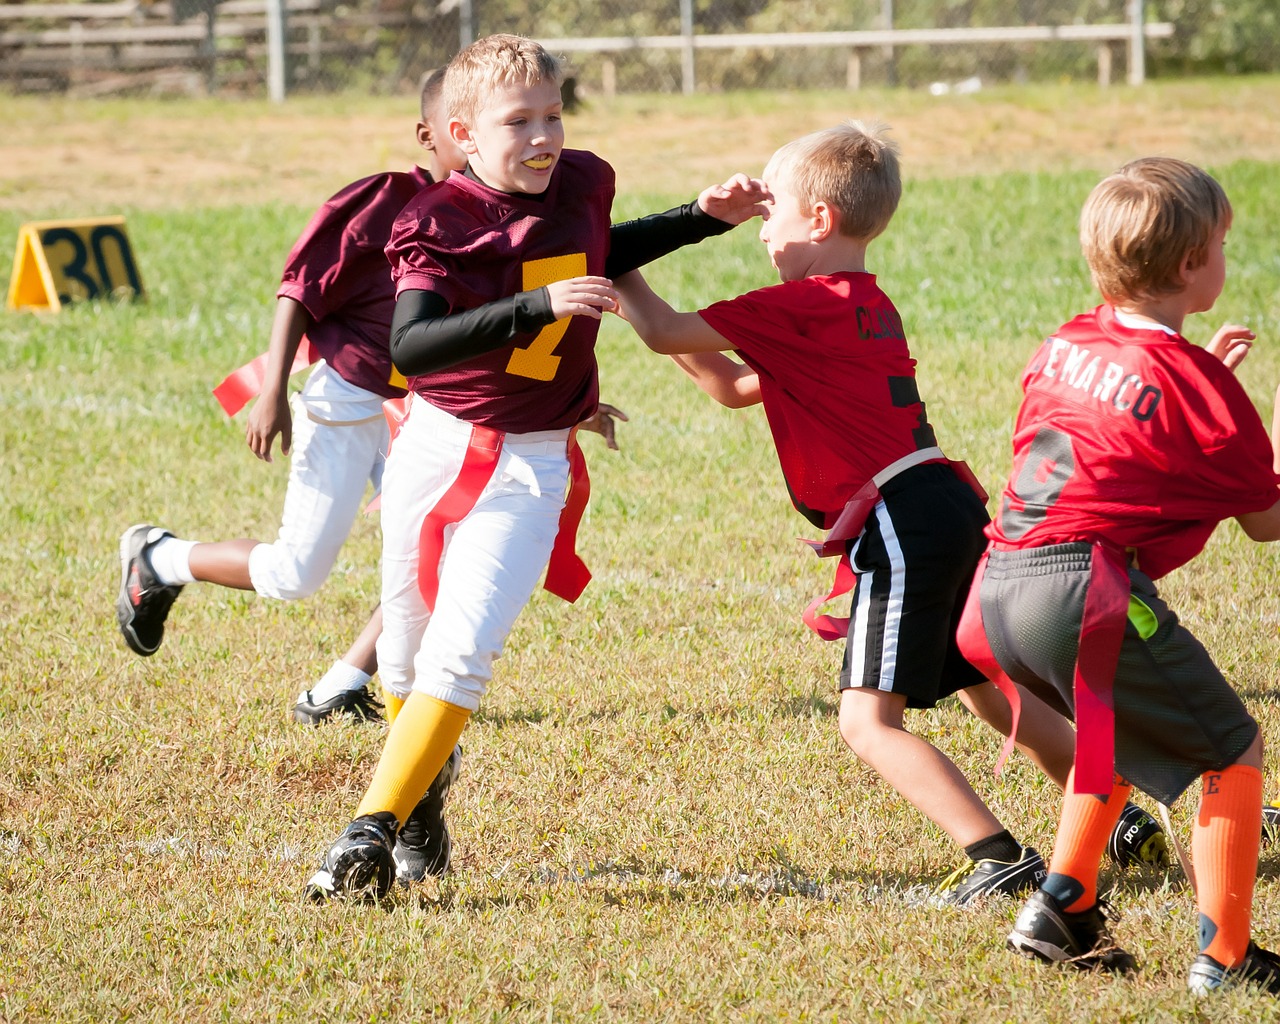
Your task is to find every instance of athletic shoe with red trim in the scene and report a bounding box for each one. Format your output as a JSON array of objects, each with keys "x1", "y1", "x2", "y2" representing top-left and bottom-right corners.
[{"x1": 116, "y1": 524, "x2": 183, "y2": 657}]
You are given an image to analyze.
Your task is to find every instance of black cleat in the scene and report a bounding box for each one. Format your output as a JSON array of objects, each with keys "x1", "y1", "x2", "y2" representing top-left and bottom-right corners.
[
  {"x1": 305, "y1": 812, "x2": 397, "y2": 903},
  {"x1": 1189, "y1": 942, "x2": 1280, "y2": 996},
  {"x1": 394, "y1": 745, "x2": 462, "y2": 883},
  {"x1": 1262, "y1": 802, "x2": 1280, "y2": 847},
  {"x1": 1008, "y1": 889, "x2": 1136, "y2": 973},
  {"x1": 937, "y1": 845, "x2": 1047, "y2": 906},
  {"x1": 1107, "y1": 802, "x2": 1170, "y2": 870},
  {"x1": 116, "y1": 524, "x2": 183, "y2": 657},
  {"x1": 292, "y1": 683, "x2": 384, "y2": 725}
]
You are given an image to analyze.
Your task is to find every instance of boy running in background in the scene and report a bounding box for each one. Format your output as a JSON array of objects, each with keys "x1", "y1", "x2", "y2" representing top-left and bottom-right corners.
[
  {"x1": 304, "y1": 34, "x2": 768, "y2": 901},
  {"x1": 115, "y1": 69, "x2": 626, "y2": 722},
  {"x1": 613, "y1": 121, "x2": 1162, "y2": 903},
  {"x1": 962, "y1": 157, "x2": 1280, "y2": 992}
]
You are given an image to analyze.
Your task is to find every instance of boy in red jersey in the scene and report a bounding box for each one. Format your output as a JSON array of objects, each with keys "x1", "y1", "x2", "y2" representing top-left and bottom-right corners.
[
  {"x1": 612, "y1": 121, "x2": 1135, "y2": 904},
  {"x1": 961, "y1": 157, "x2": 1280, "y2": 992},
  {"x1": 304, "y1": 34, "x2": 768, "y2": 901}
]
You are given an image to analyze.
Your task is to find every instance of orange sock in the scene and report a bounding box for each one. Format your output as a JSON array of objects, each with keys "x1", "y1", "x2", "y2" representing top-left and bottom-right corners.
[
  {"x1": 1194, "y1": 763, "x2": 1263, "y2": 967},
  {"x1": 356, "y1": 692, "x2": 471, "y2": 828},
  {"x1": 1045, "y1": 770, "x2": 1132, "y2": 913}
]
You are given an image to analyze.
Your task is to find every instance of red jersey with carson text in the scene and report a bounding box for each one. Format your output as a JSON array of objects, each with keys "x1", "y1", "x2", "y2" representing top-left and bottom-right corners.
[
  {"x1": 989, "y1": 304, "x2": 1280, "y2": 578},
  {"x1": 277, "y1": 167, "x2": 432, "y2": 399},
  {"x1": 699, "y1": 272, "x2": 937, "y2": 525},
  {"x1": 386, "y1": 150, "x2": 615, "y2": 432}
]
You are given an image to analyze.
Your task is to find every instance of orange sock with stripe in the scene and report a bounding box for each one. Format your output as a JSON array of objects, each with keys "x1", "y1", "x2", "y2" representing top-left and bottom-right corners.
[
  {"x1": 1194, "y1": 763, "x2": 1263, "y2": 967},
  {"x1": 1043, "y1": 771, "x2": 1131, "y2": 913},
  {"x1": 356, "y1": 692, "x2": 471, "y2": 828}
]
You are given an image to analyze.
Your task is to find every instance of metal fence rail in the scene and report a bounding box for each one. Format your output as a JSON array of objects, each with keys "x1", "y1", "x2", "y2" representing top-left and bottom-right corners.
[{"x1": 0, "y1": 0, "x2": 1275, "y2": 98}]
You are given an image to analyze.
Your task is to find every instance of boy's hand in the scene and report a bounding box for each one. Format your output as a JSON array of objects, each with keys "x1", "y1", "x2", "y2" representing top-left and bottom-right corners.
[
  {"x1": 697, "y1": 174, "x2": 770, "y2": 225},
  {"x1": 546, "y1": 276, "x2": 618, "y2": 320},
  {"x1": 1205, "y1": 323, "x2": 1255, "y2": 373},
  {"x1": 577, "y1": 402, "x2": 629, "y2": 450},
  {"x1": 246, "y1": 389, "x2": 292, "y2": 462}
]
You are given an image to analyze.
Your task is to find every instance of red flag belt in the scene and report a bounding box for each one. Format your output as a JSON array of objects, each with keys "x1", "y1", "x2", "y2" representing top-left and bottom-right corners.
[{"x1": 213, "y1": 338, "x2": 319, "y2": 417}]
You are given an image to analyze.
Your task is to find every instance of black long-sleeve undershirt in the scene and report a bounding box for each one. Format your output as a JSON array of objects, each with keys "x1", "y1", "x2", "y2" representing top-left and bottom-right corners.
[{"x1": 388, "y1": 201, "x2": 736, "y2": 377}]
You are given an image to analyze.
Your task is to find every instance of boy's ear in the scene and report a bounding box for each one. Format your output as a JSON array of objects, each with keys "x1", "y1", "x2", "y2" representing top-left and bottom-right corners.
[
  {"x1": 450, "y1": 118, "x2": 478, "y2": 155},
  {"x1": 415, "y1": 121, "x2": 435, "y2": 152},
  {"x1": 810, "y1": 201, "x2": 836, "y2": 241}
]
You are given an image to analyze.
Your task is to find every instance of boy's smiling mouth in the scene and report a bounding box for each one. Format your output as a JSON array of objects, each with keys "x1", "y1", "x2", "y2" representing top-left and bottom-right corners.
[{"x1": 523, "y1": 154, "x2": 555, "y2": 170}]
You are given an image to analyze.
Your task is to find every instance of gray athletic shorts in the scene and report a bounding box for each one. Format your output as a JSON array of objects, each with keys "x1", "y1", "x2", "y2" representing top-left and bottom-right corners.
[{"x1": 980, "y1": 542, "x2": 1258, "y2": 805}]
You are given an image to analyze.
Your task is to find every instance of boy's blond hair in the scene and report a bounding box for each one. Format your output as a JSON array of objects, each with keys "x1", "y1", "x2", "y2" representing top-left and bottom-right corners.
[
  {"x1": 444, "y1": 34, "x2": 563, "y2": 128},
  {"x1": 1080, "y1": 157, "x2": 1231, "y2": 304},
  {"x1": 763, "y1": 120, "x2": 901, "y2": 241}
]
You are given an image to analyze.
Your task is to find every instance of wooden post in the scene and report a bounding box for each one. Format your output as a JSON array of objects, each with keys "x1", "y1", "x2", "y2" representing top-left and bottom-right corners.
[
  {"x1": 602, "y1": 58, "x2": 616, "y2": 98},
  {"x1": 846, "y1": 48, "x2": 861, "y2": 90},
  {"x1": 1097, "y1": 42, "x2": 1112, "y2": 87}
]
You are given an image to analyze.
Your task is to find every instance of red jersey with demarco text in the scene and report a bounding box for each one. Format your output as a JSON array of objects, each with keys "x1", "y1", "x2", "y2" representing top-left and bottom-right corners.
[
  {"x1": 277, "y1": 166, "x2": 431, "y2": 400},
  {"x1": 386, "y1": 150, "x2": 615, "y2": 433},
  {"x1": 698, "y1": 272, "x2": 937, "y2": 526},
  {"x1": 988, "y1": 303, "x2": 1280, "y2": 579}
]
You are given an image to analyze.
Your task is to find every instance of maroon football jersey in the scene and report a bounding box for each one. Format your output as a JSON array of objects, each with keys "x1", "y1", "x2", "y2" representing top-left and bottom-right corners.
[
  {"x1": 276, "y1": 166, "x2": 432, "y2": 399},
  {"x1": 989, "y1": 304, "x2": 1280, "y2": 578},
  {"x1": 386, "y1": 150, "x2": 615, "y2": 432},
  {"x1": 699, "y1": 272, "x2": 936, "y2": 523}
]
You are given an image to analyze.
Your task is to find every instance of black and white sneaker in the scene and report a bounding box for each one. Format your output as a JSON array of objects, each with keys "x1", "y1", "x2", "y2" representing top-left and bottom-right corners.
[
  {"x1": 1262, "y1": 802, "x2": 1280, "y2": 847},
  {"x1": 1008, "y1": 889, "x2": 1136, "y2": 972},
  {"x1": 116, "y1": 524, "x2": 183, "y2": 657},
  {"x1": 1189, "y1": 942, "x2": 1280, "y2": 996},
  {"x1": 1107, "y1": 802, "x2": 1170, "y2": 870},
  {"x1": 936, "y1": 845, "x2": 1047, "y2": 906},
  {"x1": 394, "y1": 745, "x2": 462, "y2": 883},
  {"x1": 305, "y1": 812, "x2": 397, "y2": 903},
  {"x1": 292, "y1": 683, "x2": 384, "y2": 725}
]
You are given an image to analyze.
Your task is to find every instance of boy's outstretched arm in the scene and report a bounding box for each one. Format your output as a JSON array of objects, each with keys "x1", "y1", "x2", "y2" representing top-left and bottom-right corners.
[
  {"x1": 614, "y1": 269, "x2": 733, "y2": 354},
  {"x1": 246, "y1": 295, "x2": 312, "y2": 462},
  {"x1": 669, "y1": 352, "x2": 761, "y2": 409}
]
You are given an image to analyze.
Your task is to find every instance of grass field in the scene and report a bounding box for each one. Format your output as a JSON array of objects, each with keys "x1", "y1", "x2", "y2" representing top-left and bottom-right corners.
[{"x1": 3, "y1": 78, "x2": 1280, "y2": 1022}]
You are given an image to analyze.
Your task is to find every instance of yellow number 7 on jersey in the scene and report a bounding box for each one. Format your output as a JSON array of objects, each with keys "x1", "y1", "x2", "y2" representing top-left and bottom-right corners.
[{"x1": 506, "y1": 252, "x2": 588, "y2": 381}]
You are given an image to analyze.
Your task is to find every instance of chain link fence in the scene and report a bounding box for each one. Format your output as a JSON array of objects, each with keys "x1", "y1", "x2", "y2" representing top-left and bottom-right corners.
[{"x1": 1, "y1": 0, "x2": 1277, "y2": 97}]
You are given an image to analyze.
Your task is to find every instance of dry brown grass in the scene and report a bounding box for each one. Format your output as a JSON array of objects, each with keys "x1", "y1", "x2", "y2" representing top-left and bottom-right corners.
[{"x1": 5, "y1": 77, "x2": 1280, "y2": 213}]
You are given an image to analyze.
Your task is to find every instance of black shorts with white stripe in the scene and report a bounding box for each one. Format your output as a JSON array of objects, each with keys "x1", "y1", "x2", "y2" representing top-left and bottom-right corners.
[{"x1": 838, "y1": 462, "x2": 989, "y2": 708}]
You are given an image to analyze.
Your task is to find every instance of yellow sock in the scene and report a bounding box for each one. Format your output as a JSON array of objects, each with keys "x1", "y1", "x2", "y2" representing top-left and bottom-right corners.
[
  {"x1": 356, "y1": 692, "x2": 471, "y2": 827},
  {"x1": 382, "y1": 690, "x2": 405, "y2": 724}
]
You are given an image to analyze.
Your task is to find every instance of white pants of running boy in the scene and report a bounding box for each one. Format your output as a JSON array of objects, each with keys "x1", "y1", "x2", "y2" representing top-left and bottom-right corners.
[
  {"x1": 376, "y1": 395, "x2": 570, "y2": 711},
  {"x1": 248, "y1": 362, "x2": 389, "y2": 600}
]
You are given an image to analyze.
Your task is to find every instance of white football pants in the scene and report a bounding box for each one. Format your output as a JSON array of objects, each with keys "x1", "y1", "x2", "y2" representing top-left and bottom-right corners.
[{"x1": 376, "y1": 396, "x2": 570, "y2": 711}]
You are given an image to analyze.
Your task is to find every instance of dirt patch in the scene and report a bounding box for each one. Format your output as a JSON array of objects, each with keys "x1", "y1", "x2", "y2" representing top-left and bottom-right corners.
[{"x1": 4, "y1": 81, "x2": 1280, "y2": 213}]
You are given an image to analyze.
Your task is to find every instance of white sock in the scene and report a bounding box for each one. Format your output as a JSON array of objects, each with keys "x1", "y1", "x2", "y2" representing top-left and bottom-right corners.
[
  {"x1": 301, "y1": 661, "x2": 373, "y2": 704},
  {"x1": 147, "y1": 534, "x2": 198, "y2": 585}
]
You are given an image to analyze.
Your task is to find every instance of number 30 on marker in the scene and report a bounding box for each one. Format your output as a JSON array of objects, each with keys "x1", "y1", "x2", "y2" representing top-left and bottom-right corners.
[{"x1": 7, "y1": 216, "x2": 145, "y2": 312}]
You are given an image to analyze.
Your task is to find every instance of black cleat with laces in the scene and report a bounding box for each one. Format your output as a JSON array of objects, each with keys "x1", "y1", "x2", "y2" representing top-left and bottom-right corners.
[
  {"x1": 394, "y1": 745, "x2": 462, "y2": 883},
  {"x1": 292, "y1": 683, "x2": 384, "y2": 725},
  {"x1": 936, "y1": 845, "x2": 1047, "y2": 906},
  {"x1": 1008, "y1": 888, "x2": 1136, "y2": 973},
  {"x1": 305, "y1": 812, "x2": 398, "y2": 903},
  {"x1": 1189, "y1": 942, "x2": 1280, "y2": 996},
  {"x1": 116, "y1": 524, "x2": 184, "y2": 657}
]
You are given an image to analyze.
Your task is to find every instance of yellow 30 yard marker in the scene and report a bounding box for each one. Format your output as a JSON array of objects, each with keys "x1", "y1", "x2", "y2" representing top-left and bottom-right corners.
[{"x1": 7, "y1": 216, "x2": 145, "y2": 312}]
